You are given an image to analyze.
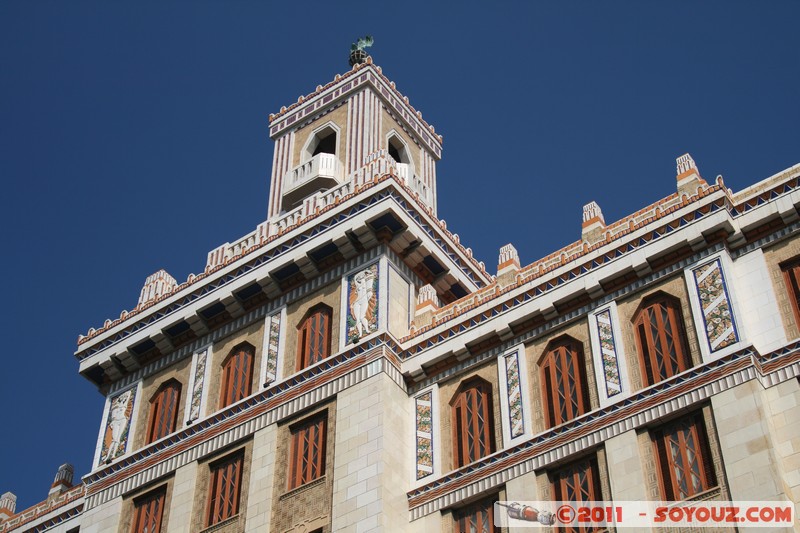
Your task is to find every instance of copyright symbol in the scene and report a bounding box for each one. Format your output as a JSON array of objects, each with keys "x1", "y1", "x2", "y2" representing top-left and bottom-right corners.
[{"x1": 557, "y1": 504, "x2": 576, "y2": 524}]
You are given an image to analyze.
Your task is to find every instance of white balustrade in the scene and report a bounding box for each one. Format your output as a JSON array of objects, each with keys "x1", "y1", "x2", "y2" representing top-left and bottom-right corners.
[
  {"x1": 284, "y1": 152, "x2": 340, "y2": 191},
  {"x1": 395, "y1": 162, "x2": 410, "y2": 184},
  {"x1": 206, "y1": 153, "x2": 433, "y2": 270}
]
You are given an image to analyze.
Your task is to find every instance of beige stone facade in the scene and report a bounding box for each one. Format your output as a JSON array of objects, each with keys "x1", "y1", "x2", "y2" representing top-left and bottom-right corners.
[
  {"x1": 525, "y1": 319, "x2": 600, "y2": 435},
  {"x1": 208, "y1": 321, "x2": 266, "y2": 412},
  {"x1": 283, "y1": 281, "x2": 342, "y2": 377},
  {"x1": 291, "y1": 106, "x2": 349, "y2": 171},
  {"x1": 270, "y1": 402, "x2": 337, "y2": 533},
  {"x1": 5, "y1": 61, "x2": 800, "y2": 533},
  {"x1": 131, "y1": 356, "x2": 192, "y2": 450}
]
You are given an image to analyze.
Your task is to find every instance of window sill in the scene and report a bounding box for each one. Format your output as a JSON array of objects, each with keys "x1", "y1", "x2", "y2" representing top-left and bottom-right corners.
[
  {"x1": 280, "y1": 475, "x2": 326, "y2": 500},
  {"x1": 664, "y1": 486, "x2": 722, "y2": 506},
  {"x1": 200, "y1": 514, "x2": 240, "y2": 533}
]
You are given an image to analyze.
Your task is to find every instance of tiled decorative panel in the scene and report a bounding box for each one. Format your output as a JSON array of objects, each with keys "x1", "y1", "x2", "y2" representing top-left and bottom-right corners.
[
  {"x1": 188, "y1": 348, "x2": 208, "y2": 422},
  {"x1": 693, "y1": 259, "x2": 738, "y2": 351},
  {"x1": 415, "y1": 391, "x2": 434, "y2": 480},
  {"x1": 99, "y1": 388, "x2": 136, "y2": 465},
  {"x1": 264, "y1": 312, "x2": 281, "y2": 385},
  {"x1": 595, "y1": 309, "x2": 622, "y2": 397},
  {"x1": 346, "y1": 263, "x2": 379, "y2": 345},
  {"x1": 504, "y1": 351, "x2": 525, "y2": 438}
]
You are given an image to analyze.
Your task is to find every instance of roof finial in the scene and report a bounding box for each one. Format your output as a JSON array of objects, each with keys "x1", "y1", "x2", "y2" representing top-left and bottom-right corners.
[{"x1": 349, "y1": 35, "x2": 374, "y2": 67}]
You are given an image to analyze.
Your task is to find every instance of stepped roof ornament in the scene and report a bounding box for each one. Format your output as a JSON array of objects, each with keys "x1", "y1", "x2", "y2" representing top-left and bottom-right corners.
[{"x1": 349, "y1": 35, "x2": 374, "y2": 66}]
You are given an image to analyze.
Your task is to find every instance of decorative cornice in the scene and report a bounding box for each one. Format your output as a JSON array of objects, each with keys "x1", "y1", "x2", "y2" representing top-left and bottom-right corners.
[
  {"x1": 75, "y1": 173, "x2": 490, "y2": 360},
  {"x1": 268, "y1": 60, "x2": 443, "y2": 157},
  {"x1": 405, "y1": 242, "x2": 728, "y2": 393},
  {"x1": 399, "y1": 171, "x2": 800, "y2": 358},
  {"x1": 76, "y1": 161, "x2": 799, "y2": 364},
  {"x1": 0, "y1": 485, "x2": 84, "y2": 533}
]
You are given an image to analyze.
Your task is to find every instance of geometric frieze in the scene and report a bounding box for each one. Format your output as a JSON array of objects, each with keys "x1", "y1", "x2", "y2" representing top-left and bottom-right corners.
[
  {"x1": 187, "y1": 348, "x2": 209, "y2": 424},
  {"x1": 263, "y1": 311, "x2": 282, "y2": 386},
  {"x1": 692, "y1": 258, "x2": 739, "y2": 352},
  {"x1": 503, "y1": 351, "x2": 525, "y2": 439},
  {"x1": 415, "y1": 390, "x2": 434, "y2": 480},
  {"x1": 594, "y1": 309, "x2": 623, "y2": 397}
]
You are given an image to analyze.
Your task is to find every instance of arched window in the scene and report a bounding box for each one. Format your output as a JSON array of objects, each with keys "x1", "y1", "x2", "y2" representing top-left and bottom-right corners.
[
  {"x1": 387, "y1": 133, "x2": 415, "y2": 174},
  {"x1": 219, "y1": 343, "x2": 254, "y2": 408},
  {"x1": 780, "y1": 258, "x2": 800, "y2": 328},
  {"x1": 146, "y1": 380, "x2": 181, "y2": 444},
  {"x1": 387, "y1": 135, "x2": 408, "y2": 164},
  {"x1": 297, "y1": 305, "x2": 332, "y2": 371},
  {"x1": 302, "y1": 124, "x2": 338, "y2": 162},
  {"x1": 540, "y1": 337, "x2": 590, "y2": 428},
  {"x1": 633, "y1": 295, "x2": 692, "y2": 386},
  {"x1": 450, "y1": 378, "x2": 495, "y2": 468}
]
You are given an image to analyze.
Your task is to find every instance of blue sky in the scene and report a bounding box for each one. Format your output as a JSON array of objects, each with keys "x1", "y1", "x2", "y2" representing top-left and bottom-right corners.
[{"x1": 1, "y1": 1, "x2": 798, "y2": 511}]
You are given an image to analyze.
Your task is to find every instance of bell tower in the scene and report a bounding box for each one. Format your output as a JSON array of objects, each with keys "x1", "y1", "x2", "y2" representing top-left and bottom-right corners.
[{"x1": 266, "y1": 46, "x2": 443, "y2": 220}]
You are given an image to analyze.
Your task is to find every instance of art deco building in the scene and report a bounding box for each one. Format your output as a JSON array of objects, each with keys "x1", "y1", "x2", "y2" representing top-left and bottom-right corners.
[{"x1": 1, "y1": 55, "x2": 799, "y2": 533}]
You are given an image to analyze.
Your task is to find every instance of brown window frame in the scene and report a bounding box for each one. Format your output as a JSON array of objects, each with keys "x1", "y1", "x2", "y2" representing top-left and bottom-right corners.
[
  {"x1": 146, "y1": 380, "x2": 181, "y2": 444},
  {"x1": 540, "y1": 338, "x2": 590, "y2": 428},
  {"x1": 450, "y1": 378, "x2": 495, "y2": 469},
  {"x1": 652, "y1": 412, "x2": 716, "y2": 501},
  {"x1": 454, "y1": 496, "x2": 498, "y2": 533},
  {"x1": 206, "y1": 451, "x2": 244, "y2": 527},
  {"x1": 288, "y1": 413, "x2": 327, "y2": 490},
  {"x1": 296, "y1": 305, "x2": 332, "y2": 371},
  {"x1": 633, "y1": 295, "x2": 692, "y2": 386},
  {"x1": 551, "y1": 455, "x2": 602, "y2": 533},
  {"x1": 781, "y1": 258, "x2": 800, "y2": 328},
  {"x1": 219, "y1": 344, "x2": 254, "y2": 409},
  {"x1": 131, "y1": 486, "x2": 166, "y2": 533}
]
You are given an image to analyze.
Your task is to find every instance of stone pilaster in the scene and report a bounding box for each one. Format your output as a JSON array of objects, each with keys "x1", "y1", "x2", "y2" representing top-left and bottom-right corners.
[
  {"x1": 330, "y1": 372, "x2": 411, "y2": 532},
  {"x1": 79, "y1": 496, "x2": 123, "y2": 533},
  {"x1": 244, "y1": 425, "x2": 279, "y2": 532},
  {"x1": 165, "y1": 462, "x2": 198, "y2": 533},
  {"x1": 711, "y1": 381, "x2": 789, "y2": 502},
  {"x1": 604, "y1": 430, "x2": 649, "y2": 501}
]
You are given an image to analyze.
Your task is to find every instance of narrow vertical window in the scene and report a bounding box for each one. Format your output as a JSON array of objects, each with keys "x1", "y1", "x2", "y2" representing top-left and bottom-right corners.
[
  {"x1": 289, "y1": 414, "x2": 327, "y2": 489},
  {"x1": 132, "y1": 487, "x2": 166, "y2": 533},
  {"x1": 454, "y1": 497, "x2": 498, "y2": 533},
  {"x1": 652, "y1": 413, "x2": 716, "y2": 501},
  {"x1": 540, "y1": 338, "x2": 590, "y2": 428},
  {"x1": 450, "y1": 378, "x2": 495, "y2": 468},
  {"x1": 551, "y1": 456, "x2": 602, "y2": 533},
  {"x1": 146, "y1": 380, "x2": 181, "y2": 444},
  {"x1": 297, "y1": 305, "x2": 332, "y2": 371},
  {"x1": 207, "y1": 452, "x2": 243, "y2": 526},
  {"x1": 633, "y1": 296, "x2": 692, "y2": 386},
  {"x1": 219, "y1": 344, "x2": 254, "y2": 408},
  {"x1": 781, "y1": 258, "x2": 800, "y2": 328}
]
